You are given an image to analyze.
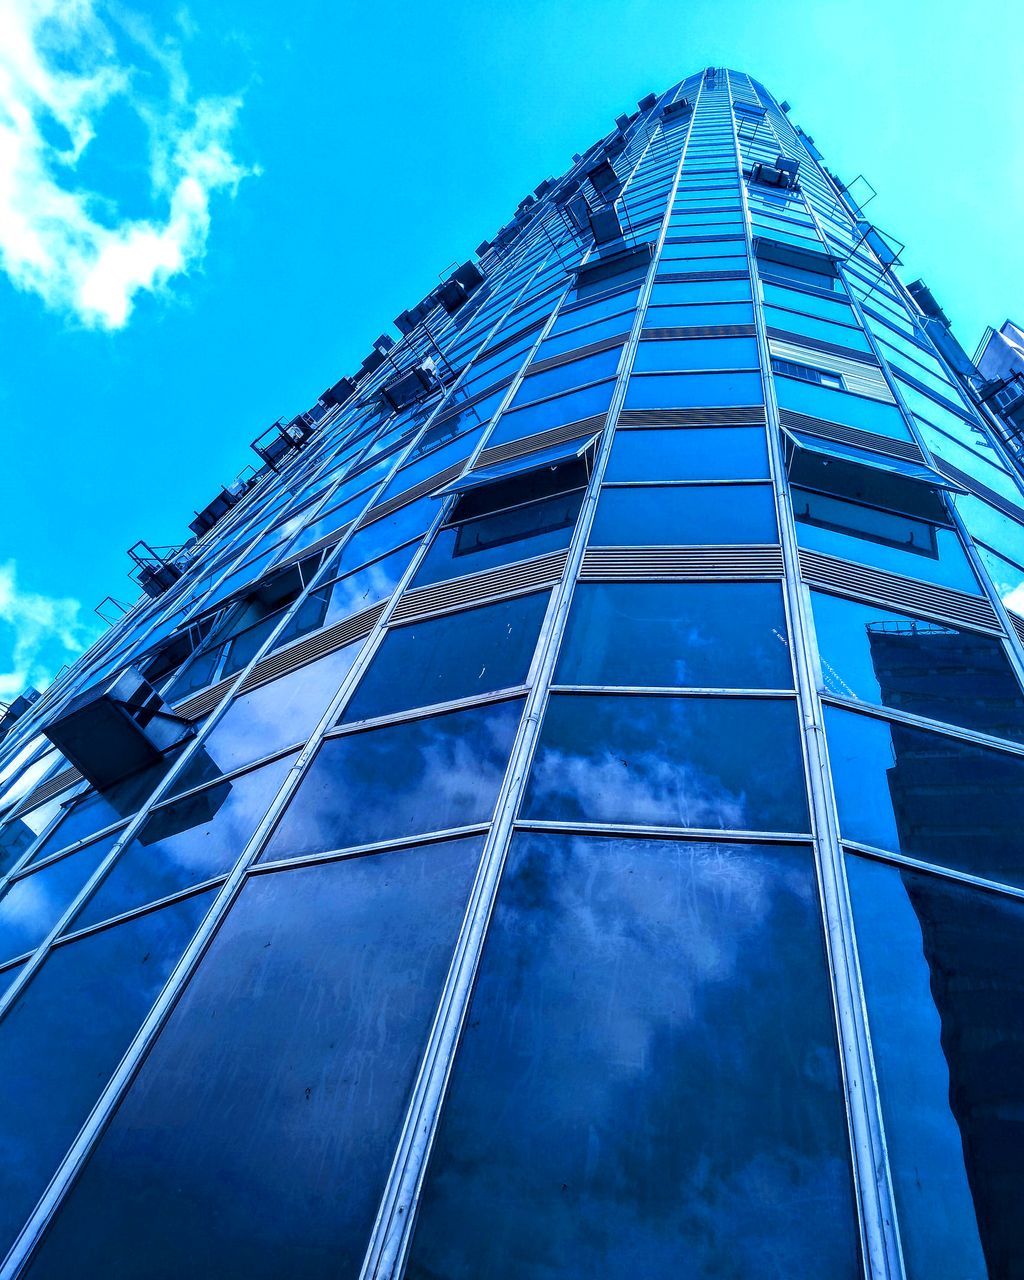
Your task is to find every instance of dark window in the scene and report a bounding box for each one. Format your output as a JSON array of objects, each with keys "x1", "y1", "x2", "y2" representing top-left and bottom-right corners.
[
  {"x1": 847, "y1": 855, "x2": 1024, "y2": 1280},
  {"x1": 557, "y1": 581, "x2": 791, "y2": 688},
  {"x1": 591, "y1": 483, "x2": 777, "y2": 545},
  {"x1": 262, "y1": 699, "x2": 524, "y2": 860},
  {"x1": 605, "y1": 426, "x2": 768, "y2": 481},
  {"x1": 523, "y1": 694, "x2": 810, "y2": 831},
  {"x1": 827, "y1": 704, "x2": 1024, "y2": 888},
  {"x1": 341, "y1": 593, "x2": 549, "y2": 723},
  {"x1": 22, "y1": 842, "x2": 483, "y2": 1280},
  {"x1": 407, "y1": 832, "x2": 858, "y2": 1280},
  {"x1": 0, "y1": 890, "x2": 215, "y2": 1261}
]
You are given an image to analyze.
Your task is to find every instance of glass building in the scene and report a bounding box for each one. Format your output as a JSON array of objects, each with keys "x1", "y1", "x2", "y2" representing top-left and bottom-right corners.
[{"x1": 1, "y1": 67, "x2": 1024, "y2": 1279}]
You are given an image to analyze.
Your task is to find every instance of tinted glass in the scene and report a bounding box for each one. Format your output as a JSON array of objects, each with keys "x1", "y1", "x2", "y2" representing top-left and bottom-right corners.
[
  {"x1": 647, "y1": 279, "x2": 752, "y2": 304},
  {"x1": 811, "y1": 591, "x2": 1024, "y2": 741},
  {"x1": 523, "y1": 694, "x2": 809, "y2": 832},
  {"x1": 322, "y1": 544, "x2": 417, "y2": 626},
  {"x1": 0, "y1": 891, "x2": 214, "y2": 1260},
  {"x1": 341, "y1": 593, "x2": 548, "y2": 723},
  {"x1": 775, "y1": 377, "x2": 911, "y2": 440},
  {"x1": 624, "y1": 371, "x2": 763, "y2": 408},
  {"x1": 262, "y1": 698, "x2": 524, "y2": 859},
  {"x1": 0, "y1": 835, "x2": 115, "y2": 965},
  {"x1": 536, "y1": 312, "x2": 633, "y2": 361},
  {"x1": 557, "y1": 582, "x2": 791, "y2": 688},
  {"x1": 407, "y1": 833, "x2": 858, "y2": 1280},
  {"x1": 826, "y1": 705, "x2": 1024, "y2": 888},
  {"x1": 174, "y1": 645, "x2": 360, "y2": 787},
  {"x1": 604, "y1": 426, "x2": 768, "y2": 481},
  {"x1": 631, "y1": 336, "x2": 759, "y2": 371},
  {"x1": 643, "y1": 301, "x2": 754, "y2": 328},
  {"x1": 515, "y1": 347, "x2": 622, "y2": 403},
  {"x1": 24, "y1": 840, "x2": 483, "y2": 1280},
  {"x1": 793, "y1": 488, "x2": 980, "y2": 594},
  {"x1": 413, "y1": 489, "x2": 584, "y2": 587},
  {"x1": 71, "y1": 753, "x2": 296, "y2": 931},
  {"x1": 487, "y1": 381, "x2": 614, "y2": 447},
  {"x1": 848, "y1": 856, "x2": 1024, "y2": 1280},
  {"x1": 591, "y1": 484, "x2": 777, "y2": 545}
]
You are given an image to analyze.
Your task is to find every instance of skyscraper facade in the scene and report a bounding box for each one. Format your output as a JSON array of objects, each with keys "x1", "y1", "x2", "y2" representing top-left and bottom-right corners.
[{"x1": 0, "y1": 67, "x2": 1022, "y2": 1279}]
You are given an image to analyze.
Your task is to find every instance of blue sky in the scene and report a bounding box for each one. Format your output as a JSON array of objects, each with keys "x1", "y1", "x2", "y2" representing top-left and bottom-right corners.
[{"x1": 1, "y1": 0, "x2": 1022, "y2": 697}]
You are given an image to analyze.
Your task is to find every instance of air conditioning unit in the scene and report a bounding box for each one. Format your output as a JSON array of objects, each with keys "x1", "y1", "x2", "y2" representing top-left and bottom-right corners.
[
  {"x1": 380, "y1": 360, "x2": 439, "y2": 412},
  {"x1": 189, "y1": 486, "x2": 239, "y2": 537},
  {"x1": 43, "y1": 667, "x2": 193, "y2": 791},
  {"x1": 662, "y1": 97, "x2": 692, "y2": 120},
  {"x1": 589, "y1": 205, "x2": 623, "y2": 245},
  {"x1": 320, "y1": 376, "x2": 356, "y2": 408}
]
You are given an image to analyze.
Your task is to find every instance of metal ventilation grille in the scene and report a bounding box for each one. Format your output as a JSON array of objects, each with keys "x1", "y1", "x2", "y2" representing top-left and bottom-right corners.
[
  {"x1": 528, "y1": 333, "x2": 628, "y2": 374},
  {"x1": 359, "y1": 461, "x2": 467, "y2": 528},
  {"x1": 1011, "y1": 612, "x2": 1024, "y2": 647},
  {"x1": 391, "y1": 551, "x2": 568, "y2": 622},
  {"x1": 581, "y1": 545, "x2": 785, "y2": 579},
  {"x1": 778, "y1": 409, "x2": 925, "y2": 463},
  {"x1": 657, "y1": 270, "x2": 750, "y2": 284},
  {"x1": 640, "y1": 325, "x2": 756, "y2": 340},
  {"x1": 476, "y1": 415, "x2": 608, "y2": 468},
  {"x1": 618, "y1": 406, "x2": 767, "y2": 428},
  {"x1": 798, "y1": 549, "x2": 1003, "y2": 633},
  {"x1": 934, "y1": 458, "x2": 1024, "y2": 522},
  {"x1": 10, "y1": 764, "x2": 82, "y2": 819},
  {"x1": 766, "y1": 325, "x2": 877, "y2": 366},
  {"x1": 769, "y1": 336, "x2": 893, "y2": 402}
]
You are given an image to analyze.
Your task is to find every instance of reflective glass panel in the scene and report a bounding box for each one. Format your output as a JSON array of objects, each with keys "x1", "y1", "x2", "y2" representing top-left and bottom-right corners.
[
  {"x1": 826, "y1": 705, "x2": 1024, "y2": 887},
  {"x1": 523, "y1": 694, "x2": 809, "y2": 832},
  {"x1": 848, "y1": 856, "x2": 1024, "y2": 1280},
  {"x1": 811, "y1": 591, "x2": 1024, "y2": 742},
  {"x1": 341, "y1": 593, "x2": 548, "y2": 723},
  {"x1": 631, "y1": 337, "x2": 759, "y2": 371},
  {"x1": 0, "y1": 890, "x2": 214, "y2": 1260},
  {"x1": 604, "y1": 426, "x2": 768, "y2": 481},
  {"x1": 407, "y1": 832, "x2": 858, "y2": 1280},
  {"x1": 647, "y1": 279, "x2": 752, "y2": 303},
  {"x1": 487, "y1": 381, "x2": 614, "y2": 447},
  {"x1": 775, "y1": 377, "x2": 912, "y2": 440},
  {"x1": 624, "y1": 371, "x2": 763, "y2": 409},
  {"x1": 71, "y1": 753, "x2": 296, "y2": 931},
  {"x1": 413, "y1": 489, "x2": 584, "y2": 587},
  {"x1": 0, "y1": 834, "x2": 116, "y2": 965},
  {"x1": 591, "y1": 484, "x2": 777, "y2": 545},
  {"x1": 557, "y1": 582, "x2": 791, "y2": 688},
  {"x1": 516, "y1": 348, "x2": 622, "y2": 403},
  {"x1": 262, "y1": 699, "x2": 524, "y2": 859},
  {"x1": 25, "y1": 841, "x2": 483, "y2": 1280}
]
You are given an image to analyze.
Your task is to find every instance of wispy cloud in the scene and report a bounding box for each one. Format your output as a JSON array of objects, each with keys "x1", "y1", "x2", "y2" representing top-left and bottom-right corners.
[
  {"x1": 0, "y1": 559, "x2": 98, "y2": 698},
  {"x1": 0, "y1": 0, "x2": 258, "y2": 328}
]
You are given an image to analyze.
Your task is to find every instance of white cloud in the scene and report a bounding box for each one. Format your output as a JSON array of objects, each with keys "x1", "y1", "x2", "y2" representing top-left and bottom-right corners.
[
  {"x1": 0, "y1": 559, "x2": 98, "y2": 699},
  {"x1": 0, "y1": 0, "x2": 257, "y2": 328}
]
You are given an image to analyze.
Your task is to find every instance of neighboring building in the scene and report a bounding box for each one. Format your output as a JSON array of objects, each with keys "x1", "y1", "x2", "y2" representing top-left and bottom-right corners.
[
  {"x1": 1, "y1": 67, "x2": 1024, "y2": 1279},
  {"x1": 975, "y1": 320, "x2": 1024, "y2": 441}
]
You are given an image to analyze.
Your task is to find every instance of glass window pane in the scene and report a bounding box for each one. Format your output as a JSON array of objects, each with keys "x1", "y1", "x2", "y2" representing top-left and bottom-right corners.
[
  {"x1": 826, "y1": 704, "x2": 1024, "y2": 888},
  {"x1": 262, "y1": 699, "x2": 524, "y2": 860},
  {"x1": 810, "y1": 591, "x2": 1024, "y2": 742},
  {"x1": 643, "y1": 301, "x2": 754, "y2": 328},
  {"x1": 632, "y1": 337, "x2": 759, "y2": 371},
  {"x1": 0, "y1": 890, "x2": 215, "y2": 1261},
  {"x1": 624, "y1": 370, "x2": 763, "y2": 408},
  {"x1": 762, "y1": 281, "x2": 857, "y2": 323},
  {"x1": 648, "y1": 279, "x2": 752, "y2": 304},
  {"x1": 775, "y1": 377, "x2": 911, "y2": 440},
  {"x1": 341, "y1": 593, "x2": 548, "y2": 724},
  {"x1": 322, "y1": 544, "x2": 416, "y2": 626},
  {"x1": 847, "y1": 855, "x2": 1024, "y2": 1280},
  {"x1": 71, "y1": 753, "x2": 297, "y2": 931},
  {"x1": 523, "y1": 694, "x2": 810, "y2": 832},
  {"x1": 22, "y1": 840, "x2": 485, "y2": 1280},
  {"x1": 0, "y1": 834, "x2": 116, "y2": 965},
  {"x1": 793, "y1": 488, "x2": 980, "y2": 594},
  {"x1": 413, "y1": 489, "x2": 584, "y2": 588},
  {"x1": 556, "y1": 576, "x2": 793, "y2": 687},
  {"x1": 515, "y1": 347, "x2": 622, "y2": 403},
  {"x1": 407, "y1": 832, "x2": 858, "y2": 1280},
  {"x1": 536, "y1": 312, "x2": 633, "y2": 361},
  {"x1": 605, "y1": 426, "x2": 768, "y2": 481},
  {"x1": 591, "y1": 484, "x2": 777, "y2": 546},
  {"x1": 488, "y1": 381, "x2": 615, "y2": 447}
]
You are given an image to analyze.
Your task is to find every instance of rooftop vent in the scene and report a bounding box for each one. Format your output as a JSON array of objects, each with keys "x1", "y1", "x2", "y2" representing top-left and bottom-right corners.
[{"x1": 43, "y1": 667, "x2": 193, "y2": 792}]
